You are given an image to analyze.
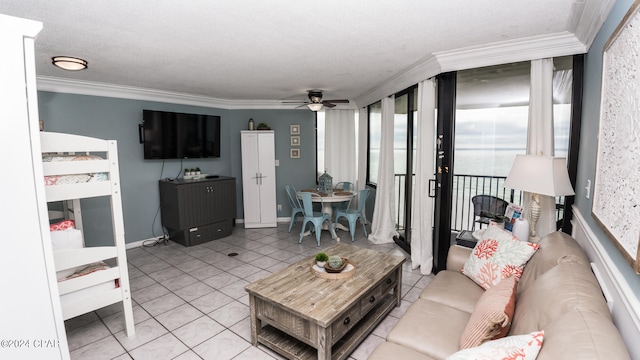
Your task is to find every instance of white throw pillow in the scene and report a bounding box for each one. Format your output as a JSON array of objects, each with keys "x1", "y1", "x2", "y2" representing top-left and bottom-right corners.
[
  {"x1": 50, "y1": 228, "x2": 84, "y2": 281},
  {"x1": 448, "y1": 331, "x2": 544, "y2": 360},
  {"x1": 50, "y1": 228, "x2": 83, "y2": 252},
  {"x1": 462, "y1": 225, "x2": 539, "y2": 289}
]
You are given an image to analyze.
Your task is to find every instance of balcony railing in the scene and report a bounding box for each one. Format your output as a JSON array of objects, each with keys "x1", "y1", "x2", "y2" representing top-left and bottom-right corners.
[{"x1": 393, "y1": 173, "x2": 564, "y2": 233}]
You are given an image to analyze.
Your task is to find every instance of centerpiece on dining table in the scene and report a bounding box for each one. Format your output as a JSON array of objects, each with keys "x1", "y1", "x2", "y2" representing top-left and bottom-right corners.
[{"x1": 318, "y1": 170, "x2": 333, "y2": 193}]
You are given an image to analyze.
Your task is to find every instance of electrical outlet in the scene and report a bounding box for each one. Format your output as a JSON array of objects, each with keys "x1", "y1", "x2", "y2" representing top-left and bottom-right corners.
[{"x1": 277, "y1": 204, "x2": 282, "y2": 212}]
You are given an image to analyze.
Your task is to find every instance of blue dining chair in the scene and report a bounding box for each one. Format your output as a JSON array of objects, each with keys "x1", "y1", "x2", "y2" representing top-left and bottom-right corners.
[
  {"x1": 334, "y1": 189, "x2": 370, "y2": 242},
  {"x1": 285, "y1": 184, "x2": 304, "y2": 232},
  {"x1": 333, "y1": 182, "x2": 354, "y2": 192},
  {"x1": 299, "y1": 192, "x2": 334, "y2": 246},
  {"x1": 332, "y1": 181, "x2": 354, "y2": 212}
]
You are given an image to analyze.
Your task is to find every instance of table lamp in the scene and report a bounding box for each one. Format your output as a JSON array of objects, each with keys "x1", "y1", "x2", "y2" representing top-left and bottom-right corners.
[{"x1": 503, "y1": 155, "x2": 575, "y2": 241}]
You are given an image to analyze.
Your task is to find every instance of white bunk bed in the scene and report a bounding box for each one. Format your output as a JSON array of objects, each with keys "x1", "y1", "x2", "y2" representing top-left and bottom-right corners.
[{"x1": 41, "y1": 132, "x2": 135, "y2": 337}]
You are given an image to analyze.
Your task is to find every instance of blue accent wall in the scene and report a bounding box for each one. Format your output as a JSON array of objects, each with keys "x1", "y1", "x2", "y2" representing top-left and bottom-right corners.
[
  {"x1": 38, "y1": 92, "x2": 315, "y2": 245},
  {"x1": 578, "y1": 0, "x2": 640, "y2": 297}
]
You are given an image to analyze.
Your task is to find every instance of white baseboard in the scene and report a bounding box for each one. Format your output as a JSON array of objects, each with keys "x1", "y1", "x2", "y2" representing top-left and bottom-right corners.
[
  {"x1": 571, "y1": 206, "x2": 640, "y2": 358},
  {"x1": 125, "y1": 238, "x2": 160, "y2": 249}
]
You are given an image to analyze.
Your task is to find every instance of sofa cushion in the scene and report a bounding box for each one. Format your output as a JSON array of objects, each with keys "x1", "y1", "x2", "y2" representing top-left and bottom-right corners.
[
  {"x1": 462, "y1": 225, "x2": 539, "y2": 289},
  {"x1": 419, "y1": 270, "x2": 484, "y2": 313},
  {"x1": 446, "y1": 245, "x2": 472, "y2": 271},
  {"x1": 369, "y1": 342, "x2": 438, "y2": 360},
  {"x1": 387, "y1": 299, "x2": 470, "y2": 359},
  {"x1": 535, "y1": 310, "x2": 630, "y2": 360},
  {"x1": 511, "y1": 262, "x2": 611, "y2": 335},
  {"x1": 448, "y1": 331, "x2": 544, "y2": 360},
  {"x1": 459, "y1": 276, "x2": 517, "y2": 349},
  {"x1": 517, "y1": 231, "x2": 590, "y2": 296}
]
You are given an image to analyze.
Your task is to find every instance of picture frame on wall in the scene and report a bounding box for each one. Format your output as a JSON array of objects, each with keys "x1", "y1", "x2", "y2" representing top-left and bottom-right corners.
[
  {"x1": 291, "y1": 136, "x2": 300, "y2": 146},
  {"x1": 290, "y1": 124, "x2": 300, "y2": 135},
  {"x1": 290, "y1": 148, "x2": 300, "y2": 158},
  {"x1": 592, "y1": 0, "x2": 640, "y2": 274}
]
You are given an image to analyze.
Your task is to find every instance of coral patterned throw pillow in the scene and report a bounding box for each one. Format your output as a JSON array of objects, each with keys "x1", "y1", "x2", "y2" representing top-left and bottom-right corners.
[
  {"x1": 462, "y1": 225, "x2": 539, "y2": 290},
  {"x1": 447, "y1": 331, "x2": 544, "y2": 360},
  {"x1": 50, "y1": 219, "x2": 75, "y2": 231}
]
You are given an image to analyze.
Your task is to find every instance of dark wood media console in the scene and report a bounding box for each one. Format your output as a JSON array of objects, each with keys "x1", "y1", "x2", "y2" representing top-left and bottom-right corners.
[{"x1": 159, "y1": 176, "x2": 236, "y2": 246}]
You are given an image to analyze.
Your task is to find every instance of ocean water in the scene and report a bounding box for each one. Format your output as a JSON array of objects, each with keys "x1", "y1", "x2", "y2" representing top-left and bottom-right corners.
[
  {"x1": 389, "y1": 148, "x2": 569, "y2": 177},
  {"x1": 454, "y1": 148, "x2": 524, "y2": 177}
]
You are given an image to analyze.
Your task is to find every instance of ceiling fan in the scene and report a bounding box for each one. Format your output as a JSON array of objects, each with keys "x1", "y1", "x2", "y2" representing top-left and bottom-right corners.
[{"x1": 283, "y1": 90, "x2": 350, "y2": 111}]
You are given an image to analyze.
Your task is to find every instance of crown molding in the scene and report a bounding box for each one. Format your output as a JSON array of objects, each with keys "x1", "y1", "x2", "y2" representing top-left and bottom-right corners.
[
  {"x1": 572, "y1": 0, "x2": 615, "y2": 48},
  {"x1": 354, "y1": 56, "x2": 440, "y2": 108},
  {"x1": 435, "y1": 32, "x2": 587, "y2": 73},
  {"x1": 355, "y1": 31, "x2": 588, "y2": 108},
  {"x1": 36, "y1": 76, "x2": 295, "y2": 110}
]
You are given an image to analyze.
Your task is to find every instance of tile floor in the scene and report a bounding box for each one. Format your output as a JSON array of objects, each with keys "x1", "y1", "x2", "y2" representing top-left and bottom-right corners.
[{"x1": 65, "y1": 224, "x2": 433, "y2": 360}]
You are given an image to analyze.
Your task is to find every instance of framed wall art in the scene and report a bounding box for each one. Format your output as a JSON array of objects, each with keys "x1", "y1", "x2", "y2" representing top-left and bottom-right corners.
[
  {"x1": 290, "y1": 124, "x2": 300, "y2": 135},
  {"x1": 290, "y1": 136, "x2": 300, "y2": 146},
  {"x1": 592, "y1": 0, "x2": 640, "y2": 274},
  {"x1": 290, "y1": 148, "x2": 300, "y2": 159}
]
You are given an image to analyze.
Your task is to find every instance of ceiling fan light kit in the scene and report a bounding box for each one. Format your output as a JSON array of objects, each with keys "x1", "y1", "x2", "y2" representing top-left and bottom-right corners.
[
  {"x1": 52, "y1": 56, "x2": 88, "y2": 71},
  {"x1": 307, "y1": 103, "x2": 324, "y2": 111}
]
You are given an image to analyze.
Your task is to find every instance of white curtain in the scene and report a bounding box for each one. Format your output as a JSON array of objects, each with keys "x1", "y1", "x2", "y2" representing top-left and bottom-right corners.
[
  {"x1": 369, "y1": 96, "x2": 398, "y2": 244},
  {"x1": 325, "y1": 109, "x2": 356, "y2": 186},
  {"x1": 411, "y1": 79, "x2": 436, "y2": 274},
  {"x1": 526, "y1": 58, "x2": 556, "y2": 239},
  {"x1": 357, "y1": 107, "x2": 368, "y2": 191}
]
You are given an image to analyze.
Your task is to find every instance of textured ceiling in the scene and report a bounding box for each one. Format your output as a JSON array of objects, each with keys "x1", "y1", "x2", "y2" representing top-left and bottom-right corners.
[{"x1": 0, "y1": 1, "x2": 607, "y2": 106}]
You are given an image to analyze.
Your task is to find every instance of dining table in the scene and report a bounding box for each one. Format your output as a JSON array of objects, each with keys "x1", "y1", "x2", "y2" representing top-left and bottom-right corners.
[{"x1": 298, "y1": 189, "x2": 356, "y2": 242}]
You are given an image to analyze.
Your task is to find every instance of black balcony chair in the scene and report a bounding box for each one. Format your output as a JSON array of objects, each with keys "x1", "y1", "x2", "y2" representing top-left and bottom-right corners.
[{"x1": 471, "y1": 195, "x2": 509, "y2": 230}]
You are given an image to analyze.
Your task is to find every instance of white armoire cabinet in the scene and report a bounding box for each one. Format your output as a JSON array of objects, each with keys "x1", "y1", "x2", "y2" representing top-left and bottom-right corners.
[
  {"x1": 241, "y1": 131, "x2": 277, "y2": 228},
  {"x1": 1, "y1": 14, "x2": 70, "y2": 359}
]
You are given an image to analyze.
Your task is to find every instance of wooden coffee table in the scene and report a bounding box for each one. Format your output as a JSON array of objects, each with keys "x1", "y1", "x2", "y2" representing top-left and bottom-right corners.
[{"x1": 245, "y1": 243, "x2": 405, "y2": 360}]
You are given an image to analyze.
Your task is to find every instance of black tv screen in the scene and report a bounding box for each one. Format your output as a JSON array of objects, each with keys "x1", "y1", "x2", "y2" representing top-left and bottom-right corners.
[{"x1": 142, "y1": 110, "x2": 221, "y2": 159}]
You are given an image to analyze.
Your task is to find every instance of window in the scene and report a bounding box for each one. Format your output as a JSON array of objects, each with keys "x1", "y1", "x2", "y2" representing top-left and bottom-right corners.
[{"x1": 453, "y1": 57, "x2": 573, "y2": 232}]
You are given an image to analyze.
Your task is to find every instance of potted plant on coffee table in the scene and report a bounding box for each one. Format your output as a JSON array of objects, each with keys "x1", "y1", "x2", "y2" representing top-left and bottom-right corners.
[
  {"x1": 324, "y1": 255, "x2": 348, "y2": 273},
  {"x1": 315, "y1": 252, "x2": 329, "y2": 267}
]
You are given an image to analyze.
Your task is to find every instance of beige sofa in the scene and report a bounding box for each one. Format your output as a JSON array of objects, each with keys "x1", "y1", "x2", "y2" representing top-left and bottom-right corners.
[{"x1": 369, "y1": 231, "x2": 630, "y2": 360}]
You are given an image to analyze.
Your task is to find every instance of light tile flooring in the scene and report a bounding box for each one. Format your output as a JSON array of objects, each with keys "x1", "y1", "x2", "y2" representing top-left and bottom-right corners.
[{"x1": 66, "y1": 224, "x2": 433, "y2": 360}]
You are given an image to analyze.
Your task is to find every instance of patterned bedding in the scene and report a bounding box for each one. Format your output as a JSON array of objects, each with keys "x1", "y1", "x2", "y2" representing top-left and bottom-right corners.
[{"x1": 42, "y1": 154, "x2": 108, "y2": 185}]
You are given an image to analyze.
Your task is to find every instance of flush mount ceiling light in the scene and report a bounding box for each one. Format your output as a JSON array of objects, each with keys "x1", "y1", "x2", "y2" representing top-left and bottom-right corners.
[{"x1": 52, "y1": 56, "x2": 88, "y2": 71}]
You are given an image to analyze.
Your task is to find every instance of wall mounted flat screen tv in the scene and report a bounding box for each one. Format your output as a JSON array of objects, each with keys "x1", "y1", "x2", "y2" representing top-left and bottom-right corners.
[{"x1": 141, "y1": 110, "x2": 221, "y2": 159}]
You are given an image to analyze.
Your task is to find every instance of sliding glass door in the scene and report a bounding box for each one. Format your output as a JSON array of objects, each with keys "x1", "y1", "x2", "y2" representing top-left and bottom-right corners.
[{"x1": 393, "y1": 87, "x2": 418, "y2": 252}]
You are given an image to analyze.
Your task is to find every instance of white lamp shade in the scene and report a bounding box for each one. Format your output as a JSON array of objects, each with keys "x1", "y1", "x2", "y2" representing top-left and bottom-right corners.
[{"x1": 503, "y1": 155, "x2": 575, "y2": 196}]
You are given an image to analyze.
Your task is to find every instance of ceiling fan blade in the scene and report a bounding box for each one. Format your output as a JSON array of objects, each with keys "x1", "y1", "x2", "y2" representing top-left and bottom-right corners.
[
  {"x1": 323, "y1": 99, "x2": 350, "y2": 104},
  {"x1": 323, "y1": 102, "x2": 336, "y2": 108}
]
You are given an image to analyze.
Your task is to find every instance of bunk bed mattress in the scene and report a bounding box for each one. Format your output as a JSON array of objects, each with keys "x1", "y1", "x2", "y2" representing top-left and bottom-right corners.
[{"x1": 42, "y1": 155, "x2": 108, "y2": 185}]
